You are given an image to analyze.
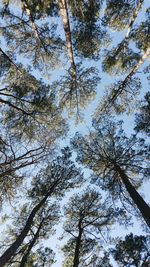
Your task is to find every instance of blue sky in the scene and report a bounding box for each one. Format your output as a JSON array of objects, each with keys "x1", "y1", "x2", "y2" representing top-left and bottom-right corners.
[{"x1": 0, "y1": 1, "x2": 149, "y2": 266}]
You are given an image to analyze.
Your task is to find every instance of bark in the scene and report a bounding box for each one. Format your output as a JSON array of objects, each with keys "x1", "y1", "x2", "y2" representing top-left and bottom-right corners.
[
  {"x1": 21, "y1": 0, "x2": 42, "y2": 43},
  {"x1": 110, "y1": 46, "x2": 150, "y2": 104},
  {"x1": 19, "y1": 221, "x2": 43, "y2": 267},
  {"x1": 125, "y1": 0, "x2": 144, "y2": 38},
  {"x1": 0, "y1": 184, "x2": 56, "y2": 266},
  {"x1": 113, "y1": 0, "x2": 144, "y2": 57},
  {"x1": 100, "y1": 46, "x2": 150, "y2": 113},
  {"x1": 58, "y1": 0, "x2": 76, "y2": 73},
  {"x1": 115, "y1": 164, "x2": 150, "y2": 228},
  {"x1": 73, "y1": 220, "x2": 83, "y2": 267}
]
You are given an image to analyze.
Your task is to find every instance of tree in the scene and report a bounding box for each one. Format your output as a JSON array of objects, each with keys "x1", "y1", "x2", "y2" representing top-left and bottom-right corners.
[
  {"x1": 62, "y1": 188, "x2": 118, "y2": 267},
  {"x1": 100, "y1": 2, "x2": 149, "y2": 114},
  {"x1": 134, "y1": 92, "x2": 150, "y2": 136},
  {"x1": 58, "y1": 0, "x2": 76, "y2": 73},
  {"x1": 103, "y1": 0, "x2": 139, "y2": 31},
  {"x1": 70, "y1": 0, "x2": 109, "y2": 60},
  {"x1": 0, "y1": 1, "x2": 62, "y2": 72},
  {"x1": 111, "y1": 233, "x2": 150, "y2": 267},
  {"x1": 0, "y1": 147, "x2": 83, "y2": 266},
  {"x1": 84, "y1": 252, "x2": 113, "y2": 267},
  {"x1": 0, "y1": 66, "x2": 66, "y2": 202},
  {"x1": 58, "y1": 63, "x2": 100, "y2": 119},
  {"x1": 0, "y1": 203, "x2": 59, "y2": 266},
  {"x1": 0, "y1": 133, "x2": 46, "y2": 203},
  {"x1": 102, "y1": 0, "x2": 144, "y2": 74},
  {"x1": 72, "y1": 117, "x2": 150, "y2": 228},
  {"x1": 99, "y1": 44, "x2": 150, "y2": 114},
  {"x1": 0, "y1": 67, "x2": 66, "y2": 141}
]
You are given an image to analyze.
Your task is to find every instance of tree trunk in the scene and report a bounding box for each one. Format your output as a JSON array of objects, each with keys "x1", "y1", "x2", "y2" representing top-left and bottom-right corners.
[
  {"x1": 0, "y1": 184, "x2": 56, "y2": 266},
  {"x1": 115, "y1": 164, "x2": 150, "y2": 228},
  {"x1": 58, "y1": 0, "x2": 76, "y2": 73},
  {"x1": 114, "y1": 0, "x2": 144, "y2": 57},
  {"x1": 110, "y1": 46, "x2": 150, "y2": 104},
  {"x1": 21, "y1": 0, "x2": 41, "y2": 43},
  {"x1": 73, "y1": 222, "x2": 83, "y2": 267},
  {"x1": 125, "y1": 0, "x2": 144, "y2": 38},
  {"x1": 19, "y1": 221, "x2": 43, "y2": 267}
]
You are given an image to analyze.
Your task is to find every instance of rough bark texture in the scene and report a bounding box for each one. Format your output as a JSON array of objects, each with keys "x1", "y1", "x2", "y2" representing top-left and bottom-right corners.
[{"x1": 115, "y1": 164, "x2": 150, "y2": 228}]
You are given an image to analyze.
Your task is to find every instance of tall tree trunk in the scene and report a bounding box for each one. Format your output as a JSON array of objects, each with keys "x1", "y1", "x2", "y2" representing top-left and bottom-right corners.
[
  {"x1": 115, "y1": 164, "x2": 150, "y2": 228},
  {"x1": 58, "y1": 0, "x2": 76, "y2": 74},
  {"x1": 100, "y1": 46, "x2": 150, "y2": 113},
  {"x1": 0, "y1": 184, "x2": 56, "y2": 266},
  {"x1": 19, "y1": 220, "x2": 43, "y2": 267},
  {"x1": 109, "y1": 46, "x2": 150, "y2": 105},
  {"x1": 100, "y1": 47, "x2": 150, "y2": 111},
  {"x1": 114, "y1": 0, "x2": 144, "y2": 57},
  {"x1": 73, "y1": 221, "x2": 83, "y2": 267},
  {"x1": 21, "y1": 0, "x2": 41, "y2": 43},
  {"x1": 125, "y1": 0, "x2": 144, "y2": 38}
]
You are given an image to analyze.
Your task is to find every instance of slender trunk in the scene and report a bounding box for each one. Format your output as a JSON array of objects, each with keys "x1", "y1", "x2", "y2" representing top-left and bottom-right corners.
[
  {"x1": 58, "y1": 0, "x2": 76, "y2": 73},
  {"x1": 115, "y1": 164, "x2": 150, "y2": 228},
  {"x1": 19, "y1": 221, "x2": 43, "y2": 267},
  {"x1": 114, "y1": 0, "x2": 144, "y2": 57},
  {"x1": 101, "y1": 46, "x2": 150, "y2": 113},
  {"x1": 21, "y1": 0, "x2": 41, "y2": 43},
  {"x1": 110, "y1": 46, "x2": 150, "y2": 105},
  {"x1": 125, "y1": 0, "x2": 144, "y2": 38},
  {"x1": 73, "y1": 221, "x2": 83, "y2": 267},
  {"x1": 0, "y1": 185, "x2": 56, "y2": 266}
]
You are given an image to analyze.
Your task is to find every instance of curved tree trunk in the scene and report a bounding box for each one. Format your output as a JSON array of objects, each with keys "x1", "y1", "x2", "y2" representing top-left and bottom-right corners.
[{"x1": 115, "y1": 164, "x2": 150, "y2": 228}]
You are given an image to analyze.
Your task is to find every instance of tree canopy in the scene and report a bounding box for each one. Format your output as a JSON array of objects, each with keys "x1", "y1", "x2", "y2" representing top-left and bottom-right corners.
[{"x1": 0, "y1": 0, "x2": 149, "y2": 266}]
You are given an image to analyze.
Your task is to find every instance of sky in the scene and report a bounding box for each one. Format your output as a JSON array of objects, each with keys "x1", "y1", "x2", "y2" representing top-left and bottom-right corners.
[{"x1": 0, "y1": 1, "x2": 149, "y2": 266}]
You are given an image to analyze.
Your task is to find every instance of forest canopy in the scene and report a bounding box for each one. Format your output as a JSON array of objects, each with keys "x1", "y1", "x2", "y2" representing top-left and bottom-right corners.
[{"x1": 0, "y1": 0, "x2": 149, "y2": 266}]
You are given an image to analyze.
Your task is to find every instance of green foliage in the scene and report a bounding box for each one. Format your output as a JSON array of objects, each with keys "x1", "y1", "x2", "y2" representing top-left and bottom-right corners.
[
  {"x1": 130, "y1": 9, "x2": 150, "y2": 52},
  {"x1": 0, "y1": 0, "x2": 149, "y2": 265},
  {"x1": 62, "y1": 188, "x2": 116, "y2": 266},
  {"x1": 72, "y1": 116, "x2": 149, "y2": 200},
  {"x1": 0, "y1": 2, "x2": 63, "y2": 71},
  {"x1": 111, "y1": 233, "x2": 150, "y2": 267},
  {"x1": 102, "y1": 47, "x2": 140, "y2": 75},
  {"x1": 1, "y1": 68, "x2": 66, "y2": 141},
  {"x1": 103, "y1": 0, "x2": 135, "y2": 30},
  {"x1": 134, "y1": 92, "x2": 150, "y2": 136},
  {"x1": 28, "y1": 147, "x2": 83, "y2": 201},
  {"x1": 58, "y1": 63, "x2": 100, "y2": 118}
]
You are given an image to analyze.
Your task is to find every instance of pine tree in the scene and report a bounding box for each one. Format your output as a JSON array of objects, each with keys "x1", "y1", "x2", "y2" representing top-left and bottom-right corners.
[{"x1": 72, "y1": 117, "x2": 150, "y2": 228}]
